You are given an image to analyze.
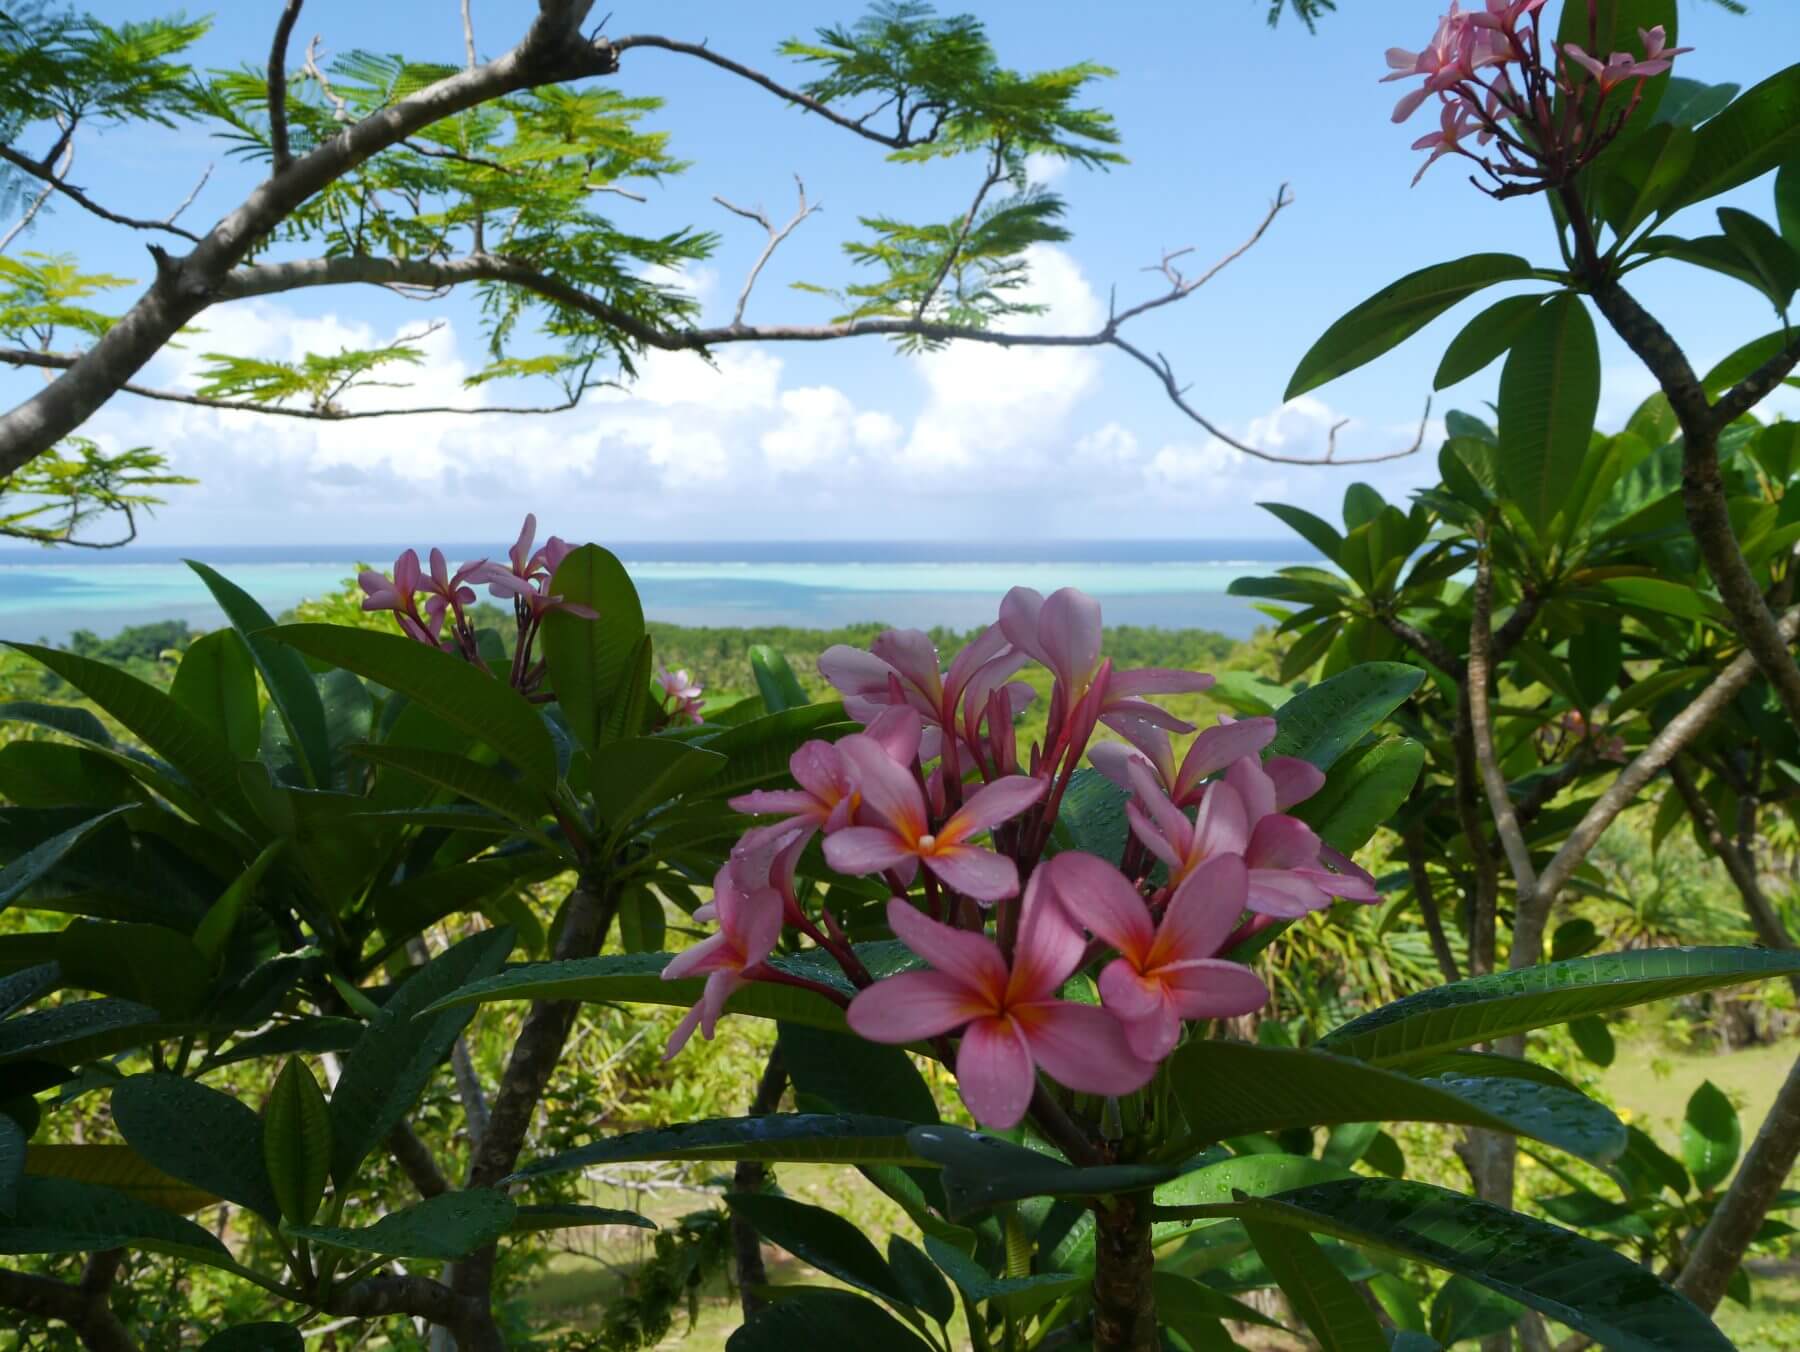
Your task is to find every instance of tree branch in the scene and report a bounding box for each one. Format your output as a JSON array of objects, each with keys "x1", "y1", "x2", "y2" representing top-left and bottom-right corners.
[
  {"x1": 1470, "y1": 546, "x2": 1542, "y2": 957},
  {"x1": 731, "y1": 1047, "x2": 788, "y2": 1323},
  {"x1": 1712, "y1": 334, "x2": 1800, "y2": 429},
  {"x1": 387, "y1": 1121, "x2": 450, "y2": 1198},
  {"x1": 916, "y1": 139, "x2": 1006, "y2": 318},
  {"x1": 0, "y1": 124, "x2": 74, "y2": 255},
  {"x1": 0, "y1": 1251, "x2": 137, "y2": 1352},
  {"x1": 1375, "y1": 610, "x2": 1465, "y2": 679},
  {"x1": 0, "y1": 145, "x2": 202, "y2": 244},
  {"x1": 1405, "y1": 827, "x2": 1462, "y2": 984},
  {"x1": 268, "y1": 1, "x2": 306, "y2": 174},
  {"x1": 713, "y1": 176, "x2": 820, "y2": 327}
]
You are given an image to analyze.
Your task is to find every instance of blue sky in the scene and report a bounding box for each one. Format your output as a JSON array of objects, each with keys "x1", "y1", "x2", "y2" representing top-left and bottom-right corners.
[{"x1": 7, "y1": 0, "x2": 1799, "y2": 547}]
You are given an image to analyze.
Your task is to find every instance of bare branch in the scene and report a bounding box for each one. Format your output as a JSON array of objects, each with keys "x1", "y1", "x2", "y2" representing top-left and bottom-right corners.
[
  {"x1": 1713, "y1": 334, "x2": 1800, "y2": 429},
  {"x1": 713, "y1": 175, "x2": 820, "y2": 326},
  {"x1": 916, "y1": 139, "x2": 1006, "y2": 319},
  {"x1": 268, "y1": 1, "x2": 306, "y2": 174},
  {"x1": 610, "y1": 33, "x2": 934, "y2": 151},
  {"x1": 0, "y1": 145, "x2": 202, "y2": 243},
  {"x1": 302, "y1": 34, "x2": 350, "y2": 122},
  {"x1": 163, "y1": 164, "x2": 213, "y2": 229},
  {"x1": 0, "y1": 347, "x2": 609, "y2": 419},
  {"x1": 0, "y1": 128, "x2": 73, "y2": 255},
  {"x1": 1470, "y1": 544, "x2": 1541, "y2": 907},
  {"x1": 0, "y1": 1251, "x2": 137, "y2": 1352},
  {"x1": 462, "y1": 0, "x2": 479, "y2": 67}
]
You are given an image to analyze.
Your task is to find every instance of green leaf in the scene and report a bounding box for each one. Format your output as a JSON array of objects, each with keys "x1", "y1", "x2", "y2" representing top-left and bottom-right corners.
[
  {"x1": 539, "y1": 545, "x2": 644, "y2": 751},
  {"x1": 421, "y1": 952, "x2": 850, "y2": 1035},
  {"x1": 111, "y1": 1073, "x2": 280, "y2": 1226},
  {"x1": 0, "y1": 806, "x2": 133, "y2": 915},
  {"x1": 1497, "y1": 293, "x2": 1601, "y2": 534},
  {"x1": 23, "y1": 1143, "x2": 215, "y2": 1214},
  {"x1": 1259, "y1": 503, "x2": 1345, "y2": 564},
  {"x1": 509, "y1": 1114, "x2": 921, "y2": 1183},
  {"x1": 1317, "y1": 947, "x2": 1800, "y2": 1066},
  {"x1": 268, "y1": 625, "x2": 556, "y2": 789},
  {"x1": 0, "y1": 1175, "x2": 229, "y2": 1261},
  {"x1": 726, "y1": 1290, "x2": 934, "y2": 1351},
  {"x1": 1778, "y1": 158, "x2": 1800, "y2": 248},
  {"x1": 1291, "y1": 737, "x2": 1425, "y2": 854},
  {"x1": 1600, "y1": 122, "x2": 1696, "y2": 240},
  {"x1": 1653, "y1": 77, "x2": 1739, "y2": 129},
  {"x1": 1558, "y1": 0, "x2": 1678, "y2": 126},
  {"x1": 55, "y1": 921, "x2": 211, "y2": 1017},
  {"x1": 922, "y1": 1235, "x2": 1082, "y2": 1309},
  {"x1": 1245, "y1": 1220, "x2": 1389, "y2": 1352},
  {"x1": 263, "y1": 1058, "x2": 331, "y2": 1226},
  {"x1": 1, "y1": 646, "x2": 250, "y2": 819},
  {"x1": 887, "y1": 1235, "x2": 955, "y2": 1325},
  {"x1": 779, "y1": 1024, "x2": 939, "y2": 1125},
  {"x1": 0, "y1": 1114, "x2": 22, "y2": 1217},
  {"x1": 0, "y1": 998, "x2": 176, "y2": 1068},
  {"x1": 1682, "y1": 1080, "x2": 1741, "y2": 1193},
  {"x1": 1169, "y1": 1042, "x2": 1623, "y2": 1163},
  {"x1": 509, "y1": 1203, "x2": 654, "y2": 1234},
  {"x1": 194, "y1": 841, "x2": 282, "y2": 965},
  {"x1": 169, "y1": 630, "x2": 261, "y2": 763},
  {"x1": 1267, "y1": 663, "x2": 1425, "y2": 770},
  {"x1": 751, "y1": 646, "x2": 811, "y2": 714},
  {"x1": 1434, "y1": 294, "x2": 1546, "y2": 390},
  {"x1": 328, "y1": 927, "x2": 513, "y2": 1186},
  {"x1": 290, "y1": 1188, "x2": 516, "y2": 1260},
  {"x1": 354, "y1": 745, "x2": 552, "y2": 838},
  {"x1": 1431, "y1": 1275, "x2": 1524, "y2": 1347},
  {"x1": 1669, "y1": 61, "x2": 1800, "y2": 212},
  {"x1": 1568, "y1": 1016, "x2": 1617, "y2": 1068},
  {"x1": 905, "y1": 1125, "x2": 1181, "y2": 1219},
  {"x1": 590, "y1": 737, "x2": 726, "y2": 828},
  {"x1": 727, "y1": 1191, "x2": 911, "y2": 1307},
  {"x1": 1286, "y1": 255, "x2": 1537, "y2": 398},
  {"x1": 199, "y1": 1324, "x2": 302, "y2": 1352},
  {"x1": 696, "y1": 703, "x2": 857, "y2": 798},
  {"x1": 1717, "y1": 207, "x2": 1799, "y2": 313},
  {"x1": 369, "y1": 853, "x2": 562, "y2": 942},
  {"x1": 1229, "y1": 1179, "x2": 1730, "y2": 1352}
]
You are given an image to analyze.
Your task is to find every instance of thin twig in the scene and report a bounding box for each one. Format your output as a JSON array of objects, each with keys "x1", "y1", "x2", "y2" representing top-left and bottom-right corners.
[
  {"x1": 713, "y1": 175, "x2": 820, "y2": 327},
  {"x1": 1469, "y1": 542, "x2": 1540, "y2": 905},
  {"x1": 461, "y1": 0, "x2": 478, "y2": 67},
  {"x1": 0, "y1": 129, "x2": 72, "y2": 254},
  {"x1": 303, "y1": 35, "x2": 350, "y2": 121},
  {"x1": 163, "y1": 164, "x2": 213, "y2": 228},
  {"x1": 0, "y1": 144, "x2": 202, "y2": 243},
  {"x1": 268, "y1": 0, "x2": 306, "y2": 174},
  {"x1": 915, "y1": 139, "x2": 1006, "y2": 319}
]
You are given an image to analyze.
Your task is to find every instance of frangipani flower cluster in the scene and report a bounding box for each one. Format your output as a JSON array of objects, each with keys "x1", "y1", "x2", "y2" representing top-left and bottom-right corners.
[
  {"x1": 663, "y1": 586, "x2": 1378, "y2": 1131},
  {"x1": 1385, "y1": 1, "x2": 1690, "y2": 191},
  {"x1": 357, "y1": 514, "x2": 596, "y2": 694}
]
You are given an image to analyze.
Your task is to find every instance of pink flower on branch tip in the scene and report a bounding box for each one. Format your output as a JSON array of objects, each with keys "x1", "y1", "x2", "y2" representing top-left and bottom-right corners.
[
  {"x1": 1564, "y1": 28, "x2": 1690, "y2": 92},
  {"x1": 1046, "y1": 851, "x2": 1268, "y2": 1061},
  {"x1": 656, "y1": 666, "x2": 705, "y2": 724},
  {"x1": 729, "y1": 736, "x2": 860, "y2": 862},
  {"x1": 824, "y1": 732, "x2": 1044, "y2": 902},
  {"x1": 661, "y1": 865, "x2": 783, "y2": 1059},
  {"x1": 1091, "y1": 715, "x2": 1284, "y2": 807},
  {"x1": 476, "y1": 514, "x2": 597, "y2": 621},
  {"x1": 846, "y1": 886, "x2": 1157, "y2": 1130}
]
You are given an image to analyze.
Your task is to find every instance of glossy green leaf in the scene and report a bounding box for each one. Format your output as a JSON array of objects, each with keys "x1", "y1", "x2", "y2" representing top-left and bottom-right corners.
[
  {"x1": 1286, "y1": 255, "x2": 1536, "y2": 399},
  {"x1": 263, "y1": 1057, "x2": 331, "y2": 1226},
  {"x1": 199, "y1": 1324, "x2": 302, "y2": 1352},
  {"x1": 1317, "y1": 947, "x2": 1800, "y2": 1066},
  {"x1": 697, "y1": 703, "x2": 857, "y2": 798},
  {"x1": 328, "y1": 927, "x2": 513, "y2": 1186},
  {"x1": 1259, "y1": 502, "x2": 1345, "y2": 564},
  {"x1": 922, "y1": 1234, "x2": 1082, "y2": 1308},
  {"x1": 1653, "y1": 77, "x2": 1739, "y2": 129},
  {"x1": 204, "y1": 1018, "x2": 361, "y2": 1071},
  {"x1": 0, "y1": 1114, "x2": 21, "y2": 1217},
  {"x1": 510, "y1": 1203, "x2": 654, "y2": 1234},
  {"x1": 1226, "y1": 1179, "x2": 1731, "y2": 1352},
  {"x1": 188, "y1": 562, "x2": 332, "y2": 788},
  {"x1": 1431, "y1": 1275, "x2": 1523, "y2": 1347},
  {"x1": 887, "y1": 1235, "x2": 955, "y2": 1325},
  {"x1": 169, "y1": 629, "x2": 260, "y2": 763},
  {"x1": 779, "y1": 1024, "x2": 939, "y2": 1125},
  {"x1": 1, "y1": 645, "x2": 250, "y2": 820},
  {"x1": 421, "y1": 952, "x2": 850, "y2": 1034},
  {"x1": 0, "y1": 806, "x2": 133, "y2": 915},
  {"x1": 1498, "y1": 293, "x2": 1601, "y2": 534},
  {"x1": 354, "y1": 744, "x2": 552, "y2": 837},
  {"x1": 23, "y1": 1143, "x2": 215, "y2": 1214},
  {"x1": 268, "y1": 625, "x2": 556, "y2": 789},
  {"x1": 539, "y1": 544, "x2": 643, "y2": 751},
  {"x1": 0, "y1": 998, "x2": 175, "y2": 1067},
  {"x1": 194, "y1": 841, "x2": 282, "y2": 965},
  {"x1": 111, "y1": 1073, "x2": 280, "y2": 1226},
  {"x1": 0, "y1": 741, "x2": 139, "y2": 810},
  {"x1": 1778, "y1": 158, "x2": 1800, "y2": 247},
  {"x1": 727, "y1": 1191, "x2": 911, "y2": 1307},
  {"x1": 1682, "y1": 1080, "x2": 1742, "y2": 1193},
  {"x1": 1717, "y1": 207, "x2": 1799, "y2": 313},
  {"x1": 1170, "y1": 1042, "x2": 1623, "y2": 1162},
  {"x1": 726, "y1": 1290, "x2": 934, "y2": 1351},
  {"x1": 1245, "y1": 1220, "x2": 1388, "y2": 1352},
  {"x1": 369, "y1": 852, "x2": 561, "y2": 942},
  {"x1": 1267, "y1": 663, "x2": 1425, "y2": 770},
  {"x1": 55, "y1": 921, "x2": 212, "y2": 1017},
  {"x1": 751, "y1": 645, "x2": 811, "y2": 714},
  {"x1": 1291, "y1": 736, "x2": 1425, "y2": 854},
  {"x1": 1434, "y1": 294, "x2": 1546, "y2": 390},
  {"x1": 1702, "y1": 330, "x2": 1795, "y2": 400},
  {"x1": 0, "y1": 1175, "x2": 229, "y2": 1260},
  {"x1": 290, "y1": 1188, "x2": 516, "y2": 1259},
  {"x1": 1600, "y1": 122, "x2": 1696, "y2": 240},
  {"x1": 590, "y1": 737, "x2": 725, "y2": 828},
  {"x1": 1568, "y1": 1016, "x2": 1617, "y2": 1068},
  {"x1": 906, "y1": 1124, "x2": 1181, "y2": 1219},
  {"x1": 510, "y1": 1114, "x2": 920, "y2": 1183},
  {"x1": 1669, "y1": 61, "x2": 1800, "y2": 211}
]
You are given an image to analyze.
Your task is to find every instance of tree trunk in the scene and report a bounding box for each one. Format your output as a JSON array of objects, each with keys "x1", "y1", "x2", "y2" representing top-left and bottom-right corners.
[
  {"x1": 731, "y1": 1048, "x2": 788, "y2": 1321},
  {"x1": 1090, "y1": 1193, "x2": 1157, "y2": 1352}
]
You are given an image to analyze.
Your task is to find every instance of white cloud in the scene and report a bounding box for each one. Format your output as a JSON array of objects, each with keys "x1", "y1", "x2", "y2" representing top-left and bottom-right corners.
[
  {"x1": 1024, "y1": 152, "x2": 1070, "y2": 186},
  {"x1": 760, "y1": 385, "x2": 860, "y2": 471}
]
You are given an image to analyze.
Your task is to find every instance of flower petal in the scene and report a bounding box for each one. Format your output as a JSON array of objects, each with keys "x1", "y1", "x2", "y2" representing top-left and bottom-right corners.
[
  {"x1": 1175, "y1": 717, "x2": 1278, "y2": 796},
  {"x1": 924, "y1": 844, "x2": 1020, "y2": 903},
  {"x1": 1264, "y1": 755, "x2": 1326, "y2": 811},
  {"x1": 837, "y1": 734, "x2": 928, "y2": 837},
  {"x1": 1246, "y1": 869, "x2": 1332, "y2": 918},
  {"x1": 1010, "y1": 867, "x2": 1088, "y2": 998},
  {"x1": 1246, "y1": 815, "x2": 1322, "y2": 870},
  {"x1": 1021, "y1": 1001, "x2": 1160, "y2": 1091},
  {"x1": 866, "y1": 704, "x2": 926, "y2": 765},
  {"x1": 818, "y1": 645, "x2": 900, "y2": 701},
  {"x1": 1098, "y1": 959, "x2": 1164, "y2": 1020},
  {"x1": 998, "y1": 586, "x2": 1048, "y2": 665},
  {"x1": 1152, "y1": 853, "x2": 1250, "y2": 967},
  {"x1": 1191, "y1": 781, "x2": 1251, "y2": 861},
  {"x1": 729, "y1": 789, "x2": 820, "y2": 818},
  {"x1": 955, "y1": 1016, "x2": 1039, "y2": 1130},
  {"x1": 943, "y1": 774, "x2": 1045, "y2": 841},
  {"x1": 1106, "y1": 667, "x2": 1216, "y2": 699},
  {"x1": 1039, "y1": 588, "x2": 1103, "y2": 690},
  {"x1": 662, "y1": 931, "x2": 735, "y2": 982},
  {"x1": 788, "y1": 741, "x2": 849, "y2": 804},
  {"x1": 823, "y1": 825, "x2": 914, "y2": 877},
  {"x1": 1044, "y1": 850, "x2": 1154, "y2": 965},
  {"x1": 1119, "y1": 1003, "x2": 1184, "y2": 1063},
  {"x1": 885, "y1": 896, "x2": 1008, "y2": 999},
  {"x1": 847, "y1": 970, "x2": 991, "y2": 1043},
  {"x1": 871, "y1": 629, "x2": 944, "y2": 705},
  {"x1": 1162, "y1": 959, "x2": 1270, "y2": 1021},
  {"x1": 1226, "y1": 756, "x2": 1278, "y2": 825}
]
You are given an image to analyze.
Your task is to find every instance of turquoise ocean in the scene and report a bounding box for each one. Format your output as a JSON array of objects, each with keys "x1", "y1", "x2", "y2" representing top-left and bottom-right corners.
[{"x1": 0, "y1": 541, "x2": 1313, "y2": 646}]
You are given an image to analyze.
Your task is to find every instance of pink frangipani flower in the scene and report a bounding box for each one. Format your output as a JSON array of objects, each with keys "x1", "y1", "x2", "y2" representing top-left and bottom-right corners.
[
  {"x1": 661, "y1": 865, "x2": 783, "y2": 1059},
  {"x1": 729, "y1": 737, "x2": 860, "y2": 861},
  {"x1": 846, "y1": 884, "x2": 1156, "y2": 1129},
  {"x1": 1565, "y1": 26, "x2": 1690, "y2": 92},
  {"x1": 1046, "y1": 850, "x2": 1268, "y2": 1061},
  {"x1": 824, "y1": 734, "x2": 1044, "y2": 901},
  {"x1": 1091, "y1": 715, "x2": 1280, "y2": 806}
]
